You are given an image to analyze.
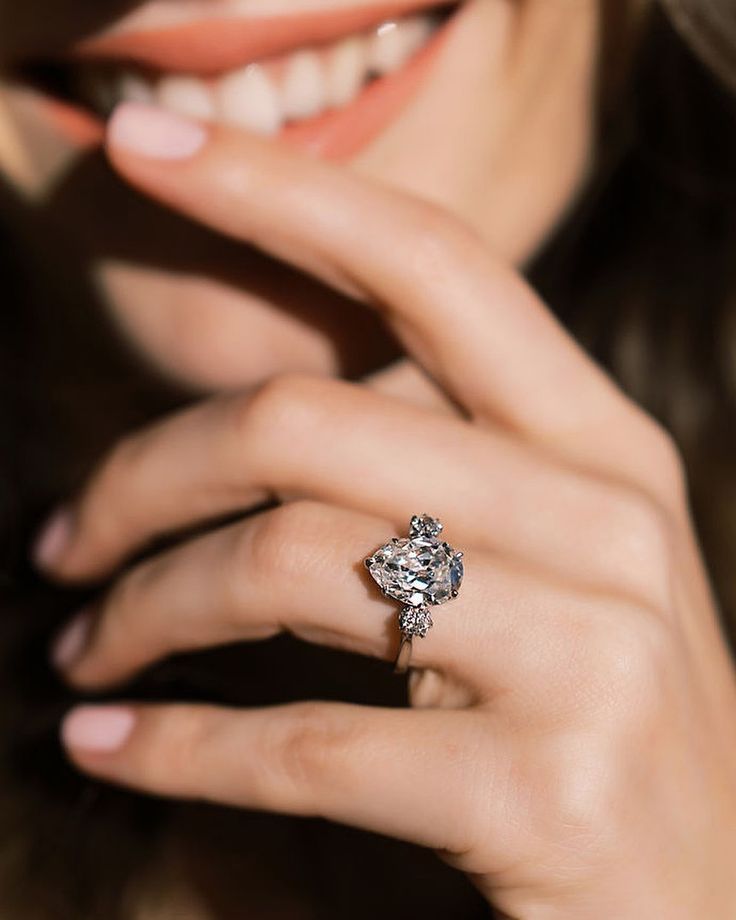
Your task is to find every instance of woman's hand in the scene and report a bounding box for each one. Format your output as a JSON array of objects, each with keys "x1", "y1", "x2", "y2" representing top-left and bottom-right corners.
[{"x1": 36, "y1": 103, "x2": 736, "y2": 919}]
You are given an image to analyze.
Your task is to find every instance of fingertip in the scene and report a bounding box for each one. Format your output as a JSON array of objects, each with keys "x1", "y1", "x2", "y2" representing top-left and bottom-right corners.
[
  {"x1": 62, "y1": 705, "x2": 136, "y2": 756},
  {"x1": 33, "y1": 506, "x2": 75, "y2": 572},
  {"x1": 107, "y1": 101, "x2": 208, "y2": 161},
  {"x1": 51, "y1": 608, "x2": 94, "y2": 672}
]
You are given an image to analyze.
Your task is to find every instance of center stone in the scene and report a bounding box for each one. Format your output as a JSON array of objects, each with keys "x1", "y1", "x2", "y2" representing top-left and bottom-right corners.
[{"x1": 366, "y1": 534, "x2": 464, "y2": 607}]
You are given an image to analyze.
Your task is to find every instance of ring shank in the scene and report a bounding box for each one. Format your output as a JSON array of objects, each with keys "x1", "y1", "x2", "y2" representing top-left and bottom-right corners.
[{"x1": 394, "y1": 636, "x2": 413, "y2": 674}]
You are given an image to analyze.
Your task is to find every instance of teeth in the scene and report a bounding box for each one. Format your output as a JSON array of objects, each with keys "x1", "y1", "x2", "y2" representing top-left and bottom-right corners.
[
  {"x1": 368, "y1": 21, "x2": 405, "y2": 75},
  {"x1": 157, "y1": 74, "x2": 214, "y2": 119},
  {"x1": 218, "y1": 64, "x2": 282, "y2": 135},
  {"x1": 401, "y1": 16, "x2": 436, "y2": 58},
  {"x1": 326, "y1": 36, "x2": 366, "y2": 109},
  {"x1": 281, "y1": 50, "x2": 326, "y2": 121},
  {"x1": 80, "y1": 9, "x2": 440, "y2": 133},
  {"x1": 368, "y1": 16, "x2": 430, "y2": 76}
]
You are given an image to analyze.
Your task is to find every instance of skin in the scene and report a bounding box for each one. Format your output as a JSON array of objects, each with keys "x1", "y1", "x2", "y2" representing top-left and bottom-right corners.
[
  {"x1": 30, "y1": 108, "x2": 736, "y2": 917},
  {"x1": 1, "y1": 0, "x2": 599, "y2": 389},
  {"x1": 2, "y1": 0, "x2": 735, "y2": 915}
]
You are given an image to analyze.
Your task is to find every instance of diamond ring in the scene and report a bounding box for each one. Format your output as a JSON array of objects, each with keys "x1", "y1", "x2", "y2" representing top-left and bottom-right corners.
[{"x1": 364, "y1": 514, "x2": 464, "y2": 674}]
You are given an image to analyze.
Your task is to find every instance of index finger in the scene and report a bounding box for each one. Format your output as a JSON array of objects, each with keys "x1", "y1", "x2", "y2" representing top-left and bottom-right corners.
[{"x1": 105, "y1": 103, "x2": 669, "y2": 488}]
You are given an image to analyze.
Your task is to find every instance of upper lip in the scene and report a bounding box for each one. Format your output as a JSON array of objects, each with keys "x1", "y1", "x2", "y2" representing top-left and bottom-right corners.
[{"x1": 68, "y1": 0, "x2": 450, "y2": 74}]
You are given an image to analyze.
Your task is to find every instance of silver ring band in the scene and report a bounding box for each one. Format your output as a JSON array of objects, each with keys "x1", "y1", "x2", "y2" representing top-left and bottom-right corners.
[{"x1": 394, "y1": 636, "x2": 414, "y2": 674}]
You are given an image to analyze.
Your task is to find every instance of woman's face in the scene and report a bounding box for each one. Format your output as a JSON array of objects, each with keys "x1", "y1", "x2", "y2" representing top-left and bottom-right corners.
[{"x1": 0, "y1": 0, "x2": 624, "y2": 390}]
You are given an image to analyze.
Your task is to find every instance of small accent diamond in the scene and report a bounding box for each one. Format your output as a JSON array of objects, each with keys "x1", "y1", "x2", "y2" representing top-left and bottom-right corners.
[
  {"x1": 409, "y1": 514, "x2": 443, "y2": 538},
  {"x1": 398, "y1": 605, "x2": 433, "y2": 638}
]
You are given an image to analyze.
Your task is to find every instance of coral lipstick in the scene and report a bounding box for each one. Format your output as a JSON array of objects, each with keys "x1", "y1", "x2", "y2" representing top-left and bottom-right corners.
[{"x1": 72, "y1": 0, "x2": 449, "y2": 73}]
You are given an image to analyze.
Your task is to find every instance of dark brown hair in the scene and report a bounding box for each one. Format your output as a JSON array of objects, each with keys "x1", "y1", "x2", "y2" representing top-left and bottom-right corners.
[
  {"x1": 1, "y1": 3, "x2": 736, "y2": 918},
  {"x1": 532, "y1": 1, "x2": 736, "y2": 642},
  {"x1": 660, "y1": 0, "x2": 736, "y2": 95}
]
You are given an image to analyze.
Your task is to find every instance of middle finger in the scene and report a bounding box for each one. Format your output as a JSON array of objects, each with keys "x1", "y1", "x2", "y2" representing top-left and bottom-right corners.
[{"x1": 38, "y1": 376, "x2": 665, "y2": 610}]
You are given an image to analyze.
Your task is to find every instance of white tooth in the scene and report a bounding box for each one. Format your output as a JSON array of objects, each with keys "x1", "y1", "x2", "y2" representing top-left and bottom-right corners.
[
  {"x1": 401, "y1": 15, "x2": 435, "y2": 57},
  {"x1": 118, "y1": 71, "x2": 154, "y2": 105},
  {"x1": 157, "y1": 74, "x2": 214, "y2": 120},
  {"x1": 281, "y1": 50, "x2": 325, "y2": 121},
  {"x1": 326, "y1": 36, "x2": 366, "y2": 109},
  {"x1": 367, "y1": 20, "x2": 411, "y2": 76},
  {"x1": 218, "y1": 64, "x2": 282, "y2": 136}
]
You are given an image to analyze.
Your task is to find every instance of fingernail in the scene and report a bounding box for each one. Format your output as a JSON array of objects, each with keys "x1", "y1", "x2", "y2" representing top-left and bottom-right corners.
[
  {"x1": 51, "y1": 609, "x2": 93, "y2": 670},
  {"x1": 34, "y1": 507, "x2": 74, "y2": 570},
  {"x1": 62, "y1": 706, "x2": 136, "y2": 753},
  {"x1": 108, "y1": 102, "x2": 207, "y2": 160}
]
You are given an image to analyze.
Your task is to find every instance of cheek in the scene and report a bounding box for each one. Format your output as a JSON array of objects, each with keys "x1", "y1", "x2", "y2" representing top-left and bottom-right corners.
[{"x1": 356, "y1": 0, "x2": 599, "y2": 266}]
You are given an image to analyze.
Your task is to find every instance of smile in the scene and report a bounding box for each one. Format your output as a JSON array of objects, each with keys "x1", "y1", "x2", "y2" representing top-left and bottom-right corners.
[{"x1": 18, "y1": 0, "x2": 461, "y2": 158}]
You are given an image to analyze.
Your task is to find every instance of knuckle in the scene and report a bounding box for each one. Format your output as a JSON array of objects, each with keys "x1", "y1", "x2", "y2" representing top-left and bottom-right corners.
[
  {"x1": 640, "y1": 417, "x2": 688, "y2": 505},
  {"x1": 267, "y1": 703, "x2": 356, "y2": 802},
  {"x1": 232, "y1": 501, "x2": 326, "y2": 594},
  {"x1": 231, "y1": 373, "x2": 326, "y2": 446},
  {"x1": 581, "y1": 609, "x2": 675, "y2": 726},
  {"x1": 404, "y1": 204, "x2": 484, "y2": 277},
  {"x1": 136, "y1": 707, "x2": 210, "y2": 793},
  {"x1": 606, "y1": 487, "x2": 676, "y2": 608}
]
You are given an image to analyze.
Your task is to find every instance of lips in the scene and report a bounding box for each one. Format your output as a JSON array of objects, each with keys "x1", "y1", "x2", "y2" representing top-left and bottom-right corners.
[
  {"x1": 71, "y1": 0, "x2": 455, "y2": 74},
  {"x1": 22, "y1": 0, "x2": 461, "y2": 159}
]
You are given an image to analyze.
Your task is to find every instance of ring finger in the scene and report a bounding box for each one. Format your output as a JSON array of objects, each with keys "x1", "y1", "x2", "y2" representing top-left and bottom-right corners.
[
  {"x1": 53, "y1": 500, "x2": 630, "y2": 704},
  {"x1": 37, "y1": 376, "x2": 666, "y2": 613},
  {"x1": 55, "y1": 501, "x2": 477, "y2": 688}
]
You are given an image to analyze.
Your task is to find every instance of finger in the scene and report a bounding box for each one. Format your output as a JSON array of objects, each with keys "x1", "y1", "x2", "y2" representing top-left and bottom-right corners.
[
  {"x1": 53, "y1": 499, "x2": 645, "y2": 708},
  {"x1": 61, "y1": 701, "x2": 508, "y2": 859},
  {"x1": 105, "y1": 103, "x2": 673, "y2": 491},
  {"x1": 36, "y1": 374, "x2": 507, "y2": 581},
  {"x1": 364, "y1": 358, "x2": 459, "y2": 416},
  {"x1": 35, "y1": 376, "x2": 670, "y2": 615},
  {"x1": 54, "y1": 501, "x2": 468, "y2": 687}
]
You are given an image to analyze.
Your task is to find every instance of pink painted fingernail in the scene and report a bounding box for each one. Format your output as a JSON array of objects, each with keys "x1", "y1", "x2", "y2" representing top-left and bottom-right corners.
[
  {"x1": 108, "y1": 102, "x2": 208, "y2": 160},
  {"x1": 51, "y1": 609, "x2": 93, "y2": 670},
  {"x1": 62, "y1": 706, "x2": 136, "y2": 753},
  {"x1": 34, "y1": 507, "x2": 74, "y2": 570}
]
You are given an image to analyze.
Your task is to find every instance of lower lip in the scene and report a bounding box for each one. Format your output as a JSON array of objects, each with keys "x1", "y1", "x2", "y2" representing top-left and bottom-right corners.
[{"x1": 41, "y1": 7, "x2": 458, "y2": 161}]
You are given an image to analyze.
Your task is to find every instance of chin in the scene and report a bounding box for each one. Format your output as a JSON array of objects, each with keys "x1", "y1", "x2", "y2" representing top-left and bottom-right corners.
[{"x1": 96, "y1": 259, "x2": 402, "y2": 392}]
